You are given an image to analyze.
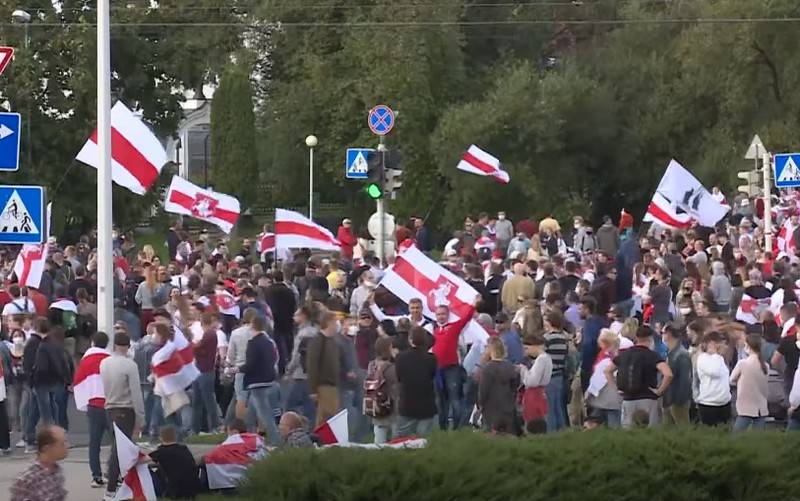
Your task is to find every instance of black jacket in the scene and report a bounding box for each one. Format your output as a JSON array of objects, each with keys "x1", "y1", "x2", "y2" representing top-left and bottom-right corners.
[
  {"x1": 263, "y1": 283, "x2": 297, "y2": 334},
  {"x1": 22, "y1": 333, "x2": 42, "y2": 386},
  {"x1": 32, "y1": 337, "x2": 67, "y2": 387},
  {"x1": 242, "y1": 333, "x2": 277, "y2": 389},
  {"x1": 395, "y1": 347, "x2": 437, "y2": 419}
]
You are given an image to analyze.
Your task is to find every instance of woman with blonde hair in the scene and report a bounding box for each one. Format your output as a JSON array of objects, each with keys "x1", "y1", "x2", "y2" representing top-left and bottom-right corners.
[
  {"x1": 585, "y1": 329, "x2": 623, "y2": 428},
  {"x1": 134, "y1": 262, "x2": 158, "y2": 338},
  {"x1": 477, "y1": 337, "x2": 520, "y2": 434},
  {"x1": 730, "y1": 334, "x2": 769, "y2": 431},
  {"x1": 142, "y1": 244, "x2": 157, "y2": 264},
  {"x1": 526, "y1": 234, "x2": 542, "y2": 262},
  {"x1": 618, "y1": 318, "x2": 637, "y2": 350}
]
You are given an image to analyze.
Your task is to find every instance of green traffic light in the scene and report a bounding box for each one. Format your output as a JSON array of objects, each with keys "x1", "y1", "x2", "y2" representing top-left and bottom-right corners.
[{"x1": 365, "y1": 183, "x2": 383, "y2": 199}]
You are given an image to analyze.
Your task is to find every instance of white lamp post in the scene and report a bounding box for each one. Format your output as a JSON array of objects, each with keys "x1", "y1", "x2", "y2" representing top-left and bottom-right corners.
[{"x1": 305, "y1": 135, "x2": 318, "y2": 219}]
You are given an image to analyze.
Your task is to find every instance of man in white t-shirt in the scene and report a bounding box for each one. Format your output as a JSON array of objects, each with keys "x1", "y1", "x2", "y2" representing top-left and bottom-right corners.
[{"x1": 2, "y1": 284, "x2": 36, "y2": 317}]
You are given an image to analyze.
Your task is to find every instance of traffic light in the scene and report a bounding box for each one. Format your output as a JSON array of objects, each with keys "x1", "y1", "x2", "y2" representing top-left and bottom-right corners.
[
  {"x1": 365, "y1": 151, "x2": 383, "y2": 199},
  {"x1": 382, "y1": 150, "x2": 403, "y2": 198},
  {"x1": 737, "y1": 170, "x2": 760, "y2": 197}
]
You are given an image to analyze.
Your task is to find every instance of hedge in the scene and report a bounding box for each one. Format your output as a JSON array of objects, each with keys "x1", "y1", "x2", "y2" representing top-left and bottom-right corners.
[{"x1": 202, "y1": 429, "x2": 800, "y2": 501}]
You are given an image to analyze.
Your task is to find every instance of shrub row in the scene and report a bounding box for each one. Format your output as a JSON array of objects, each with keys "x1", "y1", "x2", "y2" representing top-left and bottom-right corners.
[{"x1": 202, "y1": 429, "x2": 800, "y2": 501}]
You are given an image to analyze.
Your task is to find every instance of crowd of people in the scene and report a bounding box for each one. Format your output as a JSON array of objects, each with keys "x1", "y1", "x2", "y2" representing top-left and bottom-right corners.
[{"x1": 6, "y1": 190, "x2": 800, "y2": 499}]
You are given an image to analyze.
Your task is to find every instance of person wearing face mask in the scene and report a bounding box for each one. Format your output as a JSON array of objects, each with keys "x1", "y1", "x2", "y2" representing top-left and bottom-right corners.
[
  {"x1": 604, "y1": 326, "x2": 673, "y2": 428},
  {"x1": 350, "y1": 271, "x2": 376, "y2": 317},
  {"x1": 6, "y1": 329, "x2": 26, "y2": 442},
  {"x1": 494, "y1": 212, "x2": 514, "y2": 254},
  {"x1": 694, "y1": 331, "x2": 732, "y2": 426}
]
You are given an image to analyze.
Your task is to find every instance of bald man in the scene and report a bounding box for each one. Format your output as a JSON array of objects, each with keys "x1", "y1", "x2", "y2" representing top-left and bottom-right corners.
[{"x1": 278, "y1": 412, "x2": 314, "y2": 448}]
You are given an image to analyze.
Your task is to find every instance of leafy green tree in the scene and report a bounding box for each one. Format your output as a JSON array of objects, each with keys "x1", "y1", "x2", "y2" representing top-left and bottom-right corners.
[{"x1": 211, "y1": 64, "x2": 259, "y2": 207}]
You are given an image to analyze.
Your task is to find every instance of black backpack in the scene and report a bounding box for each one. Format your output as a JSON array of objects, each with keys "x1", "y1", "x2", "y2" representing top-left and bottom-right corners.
[{"x1": 616, "y1": 349, "x2": 646, "y2": 395}]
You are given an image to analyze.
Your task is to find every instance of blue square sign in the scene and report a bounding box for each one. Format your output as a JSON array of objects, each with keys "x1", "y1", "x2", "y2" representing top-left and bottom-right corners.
[
  {"x1": 0, "y1": 185, "x2": 45, "y2": 244},
  {"x1": 0, "y1": 113, "x2": 21, "y2": 172},
  {"x1": 346, "y1": 148, "x2": 373, "y2": 179},
  {"x1": 775, "y1": 153, "x2": 800, "y2": 188}
]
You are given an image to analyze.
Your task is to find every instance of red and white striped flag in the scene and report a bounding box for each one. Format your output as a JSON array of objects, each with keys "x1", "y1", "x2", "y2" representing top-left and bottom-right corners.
[
  {"x1": 257, "y1": 232, "x2": 275, "y2": 253},
  {"x1": 215, "y1": 290, "x2": 240, "y2": 317},
  {"x1": 736, "y1": 293, "x2": 771, "y2": 324},
  {"x1": 275, "y1": 208, "x2": 340, "y2": 251},
  {"x1": 76, "y1": 102, "x2": 168, "y2": 196},
  {"x1": 205, "y1": 433, "x2": 267, "y2": 490},
  {"x1": 643, "y1": 191, "x2": 693, "y2": 230},
  {"x1": 73, "y1": 347, "x2": 110, "y2": 411},
  {"x1": 151, "y1": 327, "x2": 200, "y2": 399},
  {"x1": 456, "y1": 145, "x2": 510, "y2": 184},
  {"x1": 13, "y1": 203, "x2": 52, "y2": 289},
  {"x1": 776, "y1": 219, "x2": 797, "y2": 255},
  {"x1": 164, "y1": 176, "x2": 240, "y2": 234},
  {"x1": 378, "y1": 246, "x2": 488, "y2": 345},
  {"x1": 313, "y1": 409, "x2": 349, "y2": 445},
  {"x1": 336, "y1": 436, "x2": 428, "y2": 449},
  {"x1": 112, "y1": 424, "x2": 157, "y2": 501}
]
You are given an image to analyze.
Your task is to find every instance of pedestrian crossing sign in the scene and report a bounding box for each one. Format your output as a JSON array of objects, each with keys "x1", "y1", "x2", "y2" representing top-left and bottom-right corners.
[
  {"x1": 346, "y1": 148, "x2": 374, "y2": 179},
  {"x1": 775, "y1": 154, "x2": 800, "y2": 188},
  {"x1": 0, "y1": 185, "x2": 45, "y2": 244}
]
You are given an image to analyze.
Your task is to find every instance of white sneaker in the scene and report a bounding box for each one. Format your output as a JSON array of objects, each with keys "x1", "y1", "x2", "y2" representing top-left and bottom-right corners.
[
  {"x1": 23, "y1": 445, "x2": 36, "y2": 454},
  {"x1": 102, "y1": 491, "x2": 116, "y2": 501},
  {"x1": 14, "y1": 440, "x2": 25, "y2": 448}
]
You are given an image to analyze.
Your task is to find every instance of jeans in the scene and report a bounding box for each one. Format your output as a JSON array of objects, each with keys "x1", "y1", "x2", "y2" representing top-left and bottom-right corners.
[
  {"x1": 788, "y1": 414, "x2": 800, "y2": 431},
  {"x1": 87, "y1": 406, "x2": 108, "y2": 479},
  {"x1": 106, "y1": 408, "x2": 135, "y2": 494},
  {"x1": 141, "y1": 383, "x2": 154, "y2": 437},
  {"x1": 0, "y1": 401, "x2": 9, "y2": 450},
  {"x1": 192, "y1": 372, "x2": 220, "y2": 434},
  {"x1": 596, "y1": 408, "x2": 622, "y2": 429},
  {"x1": 545, "y1": 375, "x2": 567, "y2": 432},
  {"x1": 247, "y1": 384, "x2": 282, "y2": 446},
  {"x1": 26, "y1": 384, "x2": 58, "y2": 443},
  {"x1": 54, "y1": 385, "x2": 69, "y2": 430},
  {"x1": 396, "y1": 415, "x2": 436, "y2": 437},
  {"x1": 436, "y1": 366, "x2": 463, "y2": 431},
  {"x1": 153, "y1": 394, "x2": 191, "y2": 440},
  {"x1": 284, "y1": 379, "x2": 316, "y2": 425},
  {"x1": 733, "y1": 415, "x2": 766, "y2": 432},
  {"x1": 460, "y1": 376, "x2": 478, "y2": 428}
]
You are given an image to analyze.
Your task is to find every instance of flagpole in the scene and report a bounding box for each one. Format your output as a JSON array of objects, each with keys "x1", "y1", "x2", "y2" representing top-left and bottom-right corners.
[{"x1": 97, "y1": 0, "x2": 114, "y2": 337}]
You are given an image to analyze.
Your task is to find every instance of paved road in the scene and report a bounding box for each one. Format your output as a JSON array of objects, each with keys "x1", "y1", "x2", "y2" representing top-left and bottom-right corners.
[{"x1": 0, "y1": 442, "x2": 216, "y2": 501}]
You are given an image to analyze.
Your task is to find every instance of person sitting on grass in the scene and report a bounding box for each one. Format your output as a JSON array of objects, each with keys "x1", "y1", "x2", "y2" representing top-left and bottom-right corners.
[
  {"x1": 278, "y1": 411, "x2": 315, "y2": 449},
  {"x1": 149, "y1": 425, "x2": 201, "y2": 500}
]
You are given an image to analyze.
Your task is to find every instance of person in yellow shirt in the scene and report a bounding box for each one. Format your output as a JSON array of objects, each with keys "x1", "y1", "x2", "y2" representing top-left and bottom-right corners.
[{"x1": 539, "y1": 215, "x2": 561, "y2": 236}]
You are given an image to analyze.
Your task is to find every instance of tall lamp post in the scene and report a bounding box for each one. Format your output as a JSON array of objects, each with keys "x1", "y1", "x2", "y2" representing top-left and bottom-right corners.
[
  {"x1": 11, "y1": 9, "x2": 31, "y2": 168},
  {"x1": 305, "y1": 135, "x2": 318, "y2": 219}
]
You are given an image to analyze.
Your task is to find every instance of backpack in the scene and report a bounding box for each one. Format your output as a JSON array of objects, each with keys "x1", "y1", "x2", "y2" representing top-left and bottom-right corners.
[
  {"x1": 363, "y1": 361, "x2": 393, "y2": 419},
  {"x1": 615, "y1": 349, "x2": 646, "y2": 395}
]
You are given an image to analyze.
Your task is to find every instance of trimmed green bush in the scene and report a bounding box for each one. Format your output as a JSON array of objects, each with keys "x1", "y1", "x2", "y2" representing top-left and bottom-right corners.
[{"x1": 202, "y1": 429, "x2": 800, "y2": 500}]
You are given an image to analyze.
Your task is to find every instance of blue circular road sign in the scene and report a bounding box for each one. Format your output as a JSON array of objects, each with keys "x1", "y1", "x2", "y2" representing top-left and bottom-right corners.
[{"x1": 368, "y1": 105, "x2": 395, "y2": 136}]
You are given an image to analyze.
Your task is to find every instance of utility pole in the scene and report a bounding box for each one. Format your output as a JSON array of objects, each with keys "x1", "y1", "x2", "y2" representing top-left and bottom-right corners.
[
  {"x1": 763, "y1": 150, "x2": 773, "y2": 251},
  {"x1": 376, "y1": 137, "x2": 387, "y2": 264}
]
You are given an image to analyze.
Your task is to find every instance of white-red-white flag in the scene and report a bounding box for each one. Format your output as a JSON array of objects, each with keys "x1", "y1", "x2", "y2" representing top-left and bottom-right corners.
[
  {"x1": 378, "y1": 245, "x2": 488, "y2": 345},
  {"x1": 13, "y1": 203, "x2": 52, "y2": 289},
  {"x1": 647, "y1": 159, "x2": 729, "y2": 228},
  {"x1": 76, "y1": 101, "x2": 168, "y2": 195},
  {"x1": 776, "y1": 219, "x2": 797, "y2": 255},
  {"x1": 456, "y1": 145, "x2": 509, "y2": 184},
  {"x1": 164, "y1": 176, "x2": 240, "y2": 234},
  {"x1": 736, "y1": 293, "x2": 771, "y2": 325},
  {"x1": 151, "y1": 327, "x2": 200, "y2": 398},
  {"x1": 112, "y1": 424, "x2": 157, "y2": 501},
  {"x1": 643, "y1": 191, "x2": 693, "y2": 230},
  {"x1": 313, "y1": 409, "x2": 349, "y2": 445},
  {"x1": 334, "y1": 436, "x2": 428, "y2": 449},
  {"x1": 275, "y1": 208, "x2": 340, "y2": 251},
  {"x1": 257, "y1": 232, "x2": 275, "y2": 253},
  {"x1": 205, "y1": 433, "x2": 267, "y2": 490},
  {"x1": 72, "y1": 347, "x2": 110, "y2": 411},
  {"x1": 215, "y1": 290, "x2": 240, "y2": 317}
]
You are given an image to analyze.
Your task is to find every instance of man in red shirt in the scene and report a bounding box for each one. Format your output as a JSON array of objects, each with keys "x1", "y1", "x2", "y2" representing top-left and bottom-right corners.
[
  {"x1": 192, "y1": 312, "x2": 219, "y2": 434},
  {"x1": 336, "y1": 218, "x2": 357, "y2": 262},
  {"x1": 431, "y1": 297, "x2": 478, "y2": 431}
]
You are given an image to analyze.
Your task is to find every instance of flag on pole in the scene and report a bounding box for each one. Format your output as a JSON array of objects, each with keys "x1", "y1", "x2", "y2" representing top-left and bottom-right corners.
[
  {"x1": 164, "y1": 176, "x2": 240, "y2": 234},
  {"x1": 204, "y1": 433, "x2": 267, "y2": 490},
  {"x1": 112, "y1": 424, "x2": 157, "y2": 501},
  {"x1": 646, "y1": 159, "x2": 729, "y2": 228},
  {"x1": 13, "y1": 203, "x2": 52, "y2": 289},
  {"x1": 72, "y1": 347, "x2": 110, "y2": 411},
  {"x1": 313, "y1": 409, "x2": 350, "y2": 445},
  {"x1": 257, "y1": 232, "x2": 275, "y2": 254},
  {"x1": 151, "y1": 327, "x2": 200, "y2": 400},
  {"x1": 456, "y1": 145, "x2": 510, "y2": 184},
  {"x1": 643, "y1": 191, "x2": 693, "y2": 229},
  {"x1": 76, "y1": 101, "x2": 168, "y2": 195},
  {"x1": 377, "y1": 246, "x2": 488, "y2": 346},
  {"x1": 275, "y1": 208, "x2": 340, "y2": 251}
]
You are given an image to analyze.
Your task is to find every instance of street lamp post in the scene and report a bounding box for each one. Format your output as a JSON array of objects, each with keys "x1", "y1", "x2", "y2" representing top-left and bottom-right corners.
[
  {"x1": 12, "y1": 9, "x2": 31, "y2": 168},
  {"x1": 97, "y1": 0, "x2": 114, "y2": 336},
  {"x1": 305, "y1": 135, "x2": 318, "y2": 219}
]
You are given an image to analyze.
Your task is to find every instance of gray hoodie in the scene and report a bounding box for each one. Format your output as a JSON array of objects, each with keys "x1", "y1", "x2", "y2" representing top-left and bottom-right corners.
[{"x1": 709, "y1": 261, "x2": 732, "y2": 307}]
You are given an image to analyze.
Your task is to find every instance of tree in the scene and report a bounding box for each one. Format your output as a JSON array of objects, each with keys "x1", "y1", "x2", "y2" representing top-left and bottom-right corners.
[{"x1": 211, "y1": 64, "x2": 259, "y2": 207}]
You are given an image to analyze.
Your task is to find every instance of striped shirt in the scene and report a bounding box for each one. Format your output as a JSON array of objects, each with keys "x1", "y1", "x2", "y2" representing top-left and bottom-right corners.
[{"x1": 544, "y1": 331, "x2": 569, "y2": 376}]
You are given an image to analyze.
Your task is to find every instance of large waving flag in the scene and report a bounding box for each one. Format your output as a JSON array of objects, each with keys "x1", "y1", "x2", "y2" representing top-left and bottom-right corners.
[
  {"x1": 76, "y1": 101, "x2": 168, "y2": 195},
  {"x1": 643, "y1": 191, "x2": 693, "y2": 230},
  {"x1": 151, "y1": 327, "x2": 199, "y2": 409},
  {"x1": 73, "y1": 347, "x2": 110, "y2": 411},
  {"x1": 205, "y1": 433, "x2": 267, "y2": 490},
  {"x1": 164, "y1": 176, "x2": 240, "y2": 234},
  {"x1": 456, "y1": 145, "x2": 509, "y2": 184},
  {"x1": 313, "y1": 409, "x2": 349, "y2": 445},
  {"x1": 13, "y1": 203, "x2": 52, "y2": 289},
  {"x1": 275, "y1": 208, "x2": 340, "y2": 251},
  {"x1": 113, "y1": 424, "x2": 157, "y2": 501},
  {"x1": 736, "y1": 293, "x2": 771, "y2": 325},
  {"x1": 646, "y1": 159, "x2": 729, "y2": 228},
  {"x1": 377, "y1": 246, "x2": 488, "y2": 345}
]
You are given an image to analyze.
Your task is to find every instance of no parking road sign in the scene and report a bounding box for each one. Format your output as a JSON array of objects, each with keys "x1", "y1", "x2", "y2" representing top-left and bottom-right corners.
[{"x1": 368, "y1": 105, "x2": 395, "y2": 136}]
